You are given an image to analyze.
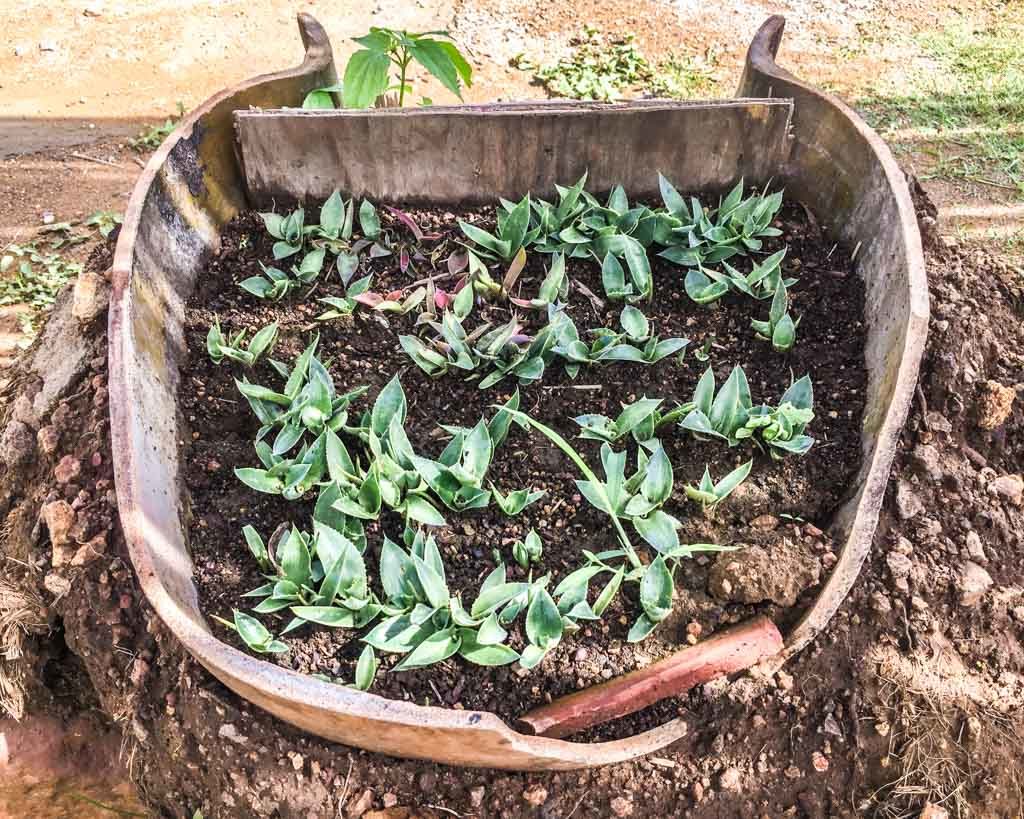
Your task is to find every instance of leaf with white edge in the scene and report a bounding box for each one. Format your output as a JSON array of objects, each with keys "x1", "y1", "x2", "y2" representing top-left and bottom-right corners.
[
  {"x1": 394, "y1": 627, "x2": 461, "y2": 670},
  {"x1": 640, "y1": 555, "x2": 674, "y2": 622},
  {"x1": 476, "y1": 612, "x2": 508, "y2": 645},
  {"x1": 412, "y1": 553, "x2": 449, "y2": 610},
  {"x1": 627, "y1": 613, "x2": 659, "y2": 642},
  {"x1": 354, "y1": 645, "x2": 378, "y2": 690},
  {"x1": 620, "y1": 305, "x2": 649, "y2": 341},
  {"x1": 518, "y1": 643, "x2": 548, "y2": 669},
  {"x1": 403, "y1": 495, "x2": 447, "y2": 526},
  {"x1": 593, "y1": 566, "x2": 625, "y2": 616},
  {"x1": 459, "y1": 629, "x2": 520, "y2": 666},
  {"x1": 640, "y1": 444, "x2": 673, "y2": 506},
  {"x1": 634, "y1": 510, "x2": 681, "y2": 554},
  {"x1": 370, "y1": 375, "x2": 407, "y2": 438},
  {"x1": 525, "y1": 588, "x2": 563, "y2": 650}
]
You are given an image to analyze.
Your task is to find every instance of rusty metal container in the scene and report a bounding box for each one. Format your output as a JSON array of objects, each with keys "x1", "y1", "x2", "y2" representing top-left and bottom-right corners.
[{"x1": 109, "y1": 15, "x2": 928, "y2": 769}]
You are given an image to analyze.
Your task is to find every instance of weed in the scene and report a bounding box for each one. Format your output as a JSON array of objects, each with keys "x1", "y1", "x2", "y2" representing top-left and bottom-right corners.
[
  {"x1": 522, "y1": 28, "x2": 719, "y2": 102},
  {"x1": 128, "y1": 103, "x2": 186, "y2": 151},
  {"x1": 0, "y1": 243, "x2": 82, "y2": 337}
]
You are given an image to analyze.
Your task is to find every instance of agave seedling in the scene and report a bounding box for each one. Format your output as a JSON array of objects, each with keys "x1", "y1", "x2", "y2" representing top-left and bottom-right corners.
[
  {"x1": 459, "y1": 194, "x2": 534, "y2": 262},
  {"x1": 683, "y1": 266, "x2": 731, "y2": 306},
  {"x1": 492, "y1": 486, "x2": 546, "y2": 516},
  {"x1": 656, "y1": 176, "x2": 784, "y2": 267},
  {"x1": 353, "y1": 645, "x2": 379, "y2": 690},
  {"x1": 597, "y1": 245, "x2": 652, "y2": 303},
  {"x1": 574, "y1": 397, "x2": 664, "y2": 443},
  {"x1": 528, "y1": 172, "x2": 591, "y2": 250},
  {"x1": 234, "y1": 336, "x2": 366, "y2": 453},
  {"x1": 678, "y1": 365, "x2": 816, "y2": 457},
  {"x1": 441, "y1": 389, "x2": 523, "y2": 450},
  {"x1": 410, "y1": 417, "x2": 494, "y2": 512},
  {"x1": 512, "y1": 529, "x2": 544, "y2": 569},
  {"x1": 509, "y1": 252, "x2": 569, "y2": 310},
  {"x1": 596, "y1": 331, "x2": 689, "y2": 365},
  {"x1": 751, "y1": 279, "x2": 799, "y2": 352},
  {"x1": 259, "y1": 206, "x2": 306, "y2": 261},
  {"x1": 683, "y1": 460, "x2": 753, "y2": 512},
  {"x1": 240, "y1": 258, "x2": 321, "y2": 301},
  {"x1": 719, "y1": 249, "x2": 796, "y2": 301},
  {"x1": 316, "y1": 274, "x2": 374, "y2": 320},
  {"x1": 213, "y1": 610, "x2": 288, "y2": 653},
  {"x1": 737, "y1": 377, "x2": 816, "y2": 458},
  {"x1": 366, "y1": 533, "x2": 526, "y2": 669},
  {"x1": 241, "y1": 523, "x2": 380, "y2": 635},
  {"x1": 206, "y1": 319, "x2": 278, "y2": 368}
]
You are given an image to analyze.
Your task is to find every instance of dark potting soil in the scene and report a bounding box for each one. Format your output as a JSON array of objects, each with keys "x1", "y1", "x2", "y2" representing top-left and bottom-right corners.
[{"x1": 179, "y1": 196, "x2": 866, "y2": 741}]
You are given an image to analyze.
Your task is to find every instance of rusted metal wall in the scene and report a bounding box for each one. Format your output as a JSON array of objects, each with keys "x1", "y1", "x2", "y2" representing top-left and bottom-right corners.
[{"x1": 108, "y1": 15, "x2": 927, "y2": 769}]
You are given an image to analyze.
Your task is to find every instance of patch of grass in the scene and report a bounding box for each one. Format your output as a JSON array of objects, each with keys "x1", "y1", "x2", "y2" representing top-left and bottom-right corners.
[
  {"x1": 859, "y1": 11, "x2": 1024, "y2": 196},
  {"x1": 515, "y1": 28, "x2": 719, "y2": 102},
  {"x1": 128, "y1": 102, "x2": 186, "y2": 152},
  {"x1": 0, "y1": 245, "x2": 82, "y2": 337},
  {"x1": 0, "y1": 213, "x2": 119, "y2": 339},
  {"x1": 647, "y1": 49, "x2": 720, "y2": 99}
]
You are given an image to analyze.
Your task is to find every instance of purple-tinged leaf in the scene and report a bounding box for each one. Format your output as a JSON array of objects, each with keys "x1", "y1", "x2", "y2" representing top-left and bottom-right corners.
[
  {"x1": 353, "y1": 291, "x2": 385, "y2": 308},
  {"x1": 447, "y1": 251, "x2": 468, "y2": 275},
  {"x1": 385, "y1": 206, "x2": 424, "y2": 241}
]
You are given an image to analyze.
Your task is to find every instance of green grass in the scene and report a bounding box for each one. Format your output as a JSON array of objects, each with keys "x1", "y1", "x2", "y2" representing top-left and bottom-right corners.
[
  {"x1": 0, "y1": 212, "x2": 119, "y2": 339},
  {"x1": 858, "y1": 11, "x2": 1024, "y2": 196},
  {"x1": 128, "y1": 102, "x2": 185, "y2": 152},
  {"x1": 515, "y1": 28, "x2": 719, "y2": 102}
]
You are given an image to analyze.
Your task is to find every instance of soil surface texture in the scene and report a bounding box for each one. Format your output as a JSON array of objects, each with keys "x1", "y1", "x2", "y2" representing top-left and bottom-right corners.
[{"x1": 180, "y1": 196, "x2": 864, "y2": 737}]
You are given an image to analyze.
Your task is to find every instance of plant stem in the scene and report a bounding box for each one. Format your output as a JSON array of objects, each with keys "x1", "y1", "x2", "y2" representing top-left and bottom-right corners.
[
  {"x1": 500, "y1": 409, "x2": 643, "y2": 570},
  {"x1": 397, "y1": 47, "x2": 410, "y2": 106}
]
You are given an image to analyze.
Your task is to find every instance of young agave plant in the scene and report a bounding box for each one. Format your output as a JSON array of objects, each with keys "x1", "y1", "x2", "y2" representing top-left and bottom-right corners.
[
  {"x1": 241, "y1": 523, "x2": 380, "y2": 635},
  {"x1": 367, "y1": 532, "x2": 528, "y2": 669},
  {"x1": 751, "y1": 280, "x2": 799, "y2": 352},
  {"x1": 316, "y1": 273, "x2": 374, "y2": 320},
  {"x1": 656, "y1": 175, "x2": 784, "y2": 268},
  {"x1": 492, "y1": 485, "x2": 546, "y2": 516},
  {"x1": 574, "y1": 397, "x2": 664, "y2": 443},
  {"x1": 684, "y1": 460, "x2": 753, "y2": 512},
  {"x1": 240, "y1": 258, "x2": 322, "y2": 301},
  {"x1": 234, "y1": 336, "x2": 367, "y2": 454},
  {"x1": 509, "y1": 252, "x2": 569, "y2": 310},
  {"x1": 410, "y1": 416, "x2": 495, "y2": 512},
  {"x1": 459, "y1": 193, "x2": 535, "y2": 262},
  {"x1": 529, "y1": 172, "x2": 591, "y2": 250},
  {"x1": 737, "y1": 377, "x2": 816, "y2": 458},
  {"x1": 206, "y1": 319, "x2": 278, "y2": 368},
  {"x1": 213, "y1": 610, "x2": 288, "y2": 654},
  {"x1": 678, "y1": 366, "x2": 816, "y2": 457},
  {"x1": 512, "y1": 529, "x2": 544, "y2": 569},
  {"x1": 596, "y1": 331, "x2": 689, "y2": 365}
]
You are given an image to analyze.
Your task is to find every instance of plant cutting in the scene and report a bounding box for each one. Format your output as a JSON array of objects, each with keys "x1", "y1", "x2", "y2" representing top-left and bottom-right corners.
[
  {"x1": 683, "y1": 460, "x2": 753, "y2": 512},
  {"x1": 751, "y1": 279, "x2": 799, "y2": 352}
]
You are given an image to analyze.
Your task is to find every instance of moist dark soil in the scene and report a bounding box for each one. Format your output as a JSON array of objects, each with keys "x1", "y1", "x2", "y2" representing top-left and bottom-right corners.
[{"x1": 179, "y1": 196, "x2": 865, "y2": 739}]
